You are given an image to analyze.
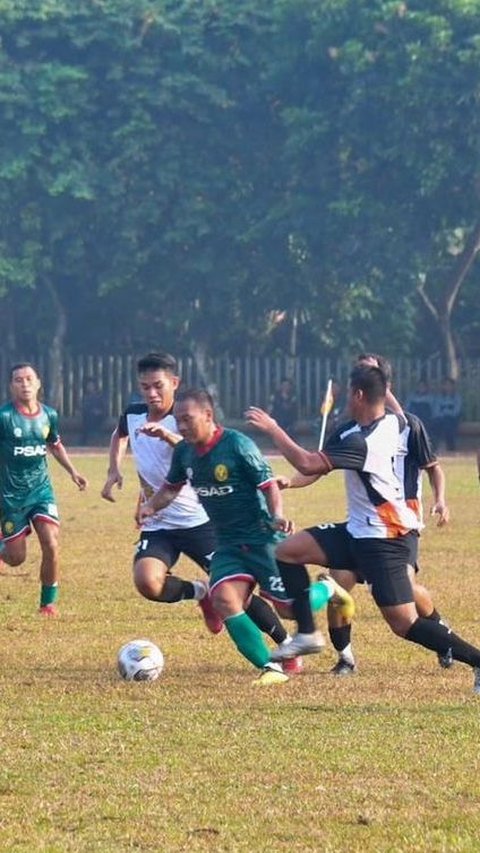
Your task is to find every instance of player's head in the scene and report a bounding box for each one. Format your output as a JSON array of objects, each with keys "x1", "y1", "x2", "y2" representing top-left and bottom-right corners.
[
  {"x1": 173, "y1": 388, "x2": 216, "y2": 445},
  {"x1": 136, "y1": 351, "x2": 180, "y2": 415},
  {"x1": 9, "y1": 363, "x2": 42, "y2": 405},
  {"x1": 356, "y1": 352, "x2": 393, "y2": 386},
  {"x1": 348, "y1": 364, "x2": 387, "y2": 418}
]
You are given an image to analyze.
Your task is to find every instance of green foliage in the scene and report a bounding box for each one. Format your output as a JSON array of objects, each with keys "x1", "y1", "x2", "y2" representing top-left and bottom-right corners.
[{"x1": 0, "y1": 0, "x2": 478, "y2": 358}]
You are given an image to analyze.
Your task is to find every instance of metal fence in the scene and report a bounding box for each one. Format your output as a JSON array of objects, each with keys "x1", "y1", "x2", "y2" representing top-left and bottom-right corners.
[{"x1": 2, "y1": 353, "x2": 479, "y2": 422}]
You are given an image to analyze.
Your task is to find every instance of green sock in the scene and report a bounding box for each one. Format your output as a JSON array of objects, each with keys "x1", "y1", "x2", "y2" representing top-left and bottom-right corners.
[
  {"x1": 224, "y1": 611, "x2": 271, "y2": 668},
  {"x1": 40, "y1": 583, "x2": 59, "y2": 607},
  {"x1": 310, "y1": 580, "x2": 333, "y2": 612}
]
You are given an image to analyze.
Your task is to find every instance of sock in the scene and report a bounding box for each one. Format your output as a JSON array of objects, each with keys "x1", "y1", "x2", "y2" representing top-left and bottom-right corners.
[
  {"x1": 158, "y1": 577, "x2": 196, "y2": 603},
  {"x1": 246, "y1": 595, "x2": 288, "y2": 644},
  {"x1": 406, "y1": 617, "x2": 480, "y2": 667},
  {"x1": 40, "y1": 583, "x2": 58, "y2": 607},
  {"x1": 276, "y1": 560, "x2": 315, "y2": 634},
  {"x1": 328, "y1": 625, "x2": 354, "y2": 660},
  {"x1": 310, "y1": 580, "x2": 333, "y2": 612},
  {"x1": 224, "y1": 611, "x2": 271, "y2": 668}
]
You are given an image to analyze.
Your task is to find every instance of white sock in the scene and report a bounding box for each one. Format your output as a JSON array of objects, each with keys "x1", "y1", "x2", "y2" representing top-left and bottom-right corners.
[{"x1": 339, "y1": 643, "x2": 355, "y2": 665}]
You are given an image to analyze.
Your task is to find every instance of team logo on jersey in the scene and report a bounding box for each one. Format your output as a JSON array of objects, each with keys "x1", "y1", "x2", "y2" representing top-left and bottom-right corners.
[
  {"x1": 3, "y1": 521, "x2": 14, "y2": 534},
  {"x1": 186, "y1": 467, "x2": 193, "y2": 480},
  {"x1": 42, "y1": 426, "x2": 50, "y2": 439},
  {"x1": 214, "y1": 464, "x2": 229, "y2": 482},
  {"x1": 13, "y1": 427, "x2": 22, "y2": 437}
]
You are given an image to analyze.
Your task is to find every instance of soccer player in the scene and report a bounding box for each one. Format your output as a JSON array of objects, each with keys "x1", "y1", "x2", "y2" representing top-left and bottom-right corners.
[
  {"x1": 246, "y1": 364, "x2": 480, "y2": 694},
  {"x1": 138, "y1": 388, "x2": 351, "y2": 685},
  {"x1": 100, "y1": 352, "x2": 307, "y2": 662},
  {"x1": 0, "y1": 362, "x2": 88, "y2": 615},
  {"x1": 279, "y1": 352, "x2": 453, "y2": 675}
]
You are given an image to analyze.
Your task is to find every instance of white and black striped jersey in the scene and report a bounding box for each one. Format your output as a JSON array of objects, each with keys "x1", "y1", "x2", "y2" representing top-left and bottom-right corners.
[
  {"x1": 118, "y1": 404, "x2": 208, "y2": 531},
  {"x1": 320, "y1": 412, "x2": 420, "y2": 539}
]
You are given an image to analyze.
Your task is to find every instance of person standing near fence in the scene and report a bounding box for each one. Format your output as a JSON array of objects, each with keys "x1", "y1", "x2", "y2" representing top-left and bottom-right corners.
[{"x1": 0, "y1": 362, "x2": 88, "y2": 615}]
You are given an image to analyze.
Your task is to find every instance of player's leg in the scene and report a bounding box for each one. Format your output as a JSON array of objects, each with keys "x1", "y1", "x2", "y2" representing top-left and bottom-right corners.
[
  {"x1": 133, "y1": 531, "x2": 206, "y2": 605},
  {"x1": 358, "y1": 538, "x2": 480, "y2": 693},
  {"x1": 32, "y1": 517, "x2": 60, "y2": 615},
  {"x1": 408, "y1": 558, "x2": 453, "y2": 669},
  {"x1": 0, "y1": 504, "x2": 29, "y2": 568},
  {"x1": 209, "y1": 549, "x2": 288, "y2": 684},
  {"x1": 272, "y1": 529, "x2": 329, "y2": 654},
  {"x1": 176, "y1": 522, "x2": 223, "y2": 634},
  {"x1": 327, "y1": 569, "x2": 358, "y2": 675}
]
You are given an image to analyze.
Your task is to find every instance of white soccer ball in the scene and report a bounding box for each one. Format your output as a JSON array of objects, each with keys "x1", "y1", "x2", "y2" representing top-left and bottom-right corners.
[{"x1": 117, "y1": 639, "x2": 164, "y2": 682}]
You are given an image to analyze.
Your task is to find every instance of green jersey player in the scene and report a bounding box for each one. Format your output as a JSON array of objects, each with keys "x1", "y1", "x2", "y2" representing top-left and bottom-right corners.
[
  {"x1": 0, "y1": 363, "x2": 88, "y2": 615},
  {"x1": 139, "y1": 388, "x2": 352, "y2": 685}
]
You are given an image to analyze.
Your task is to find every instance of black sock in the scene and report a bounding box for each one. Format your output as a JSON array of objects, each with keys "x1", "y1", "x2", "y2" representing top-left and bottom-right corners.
[
  {"x1": 276, "y1": 560, "x2": 315, "y2": 634},
  {"x1": 158, "y1": 577, "x2": 195, "y2": 603},
  {"x1": 329, "y1": 625, "x2": 352, "y2": 653},
  {"x1": 246, "y1": 595, "x2": 287, "y2": 644},
  {"x1": 406, "y1": 617, "x2": 480, "y2": 667}
]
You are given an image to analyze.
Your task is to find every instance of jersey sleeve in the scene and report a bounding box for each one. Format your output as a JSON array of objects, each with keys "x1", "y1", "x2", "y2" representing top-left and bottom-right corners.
[
  {"x1": 46, "y1": 408, "x2": 61, "y2": 444},
  {"x1": 165, "y1": 442, "x2": 188, "y2": 486},
  {"x1": 406, "y1": 413, "x2": 437, "y2": 468},
  {"x1": 234, "y1": 432, "x2": 275, "y2": 488},
  {"x1": 323, "y1": 425, "x2": 367, "y2": 471}
]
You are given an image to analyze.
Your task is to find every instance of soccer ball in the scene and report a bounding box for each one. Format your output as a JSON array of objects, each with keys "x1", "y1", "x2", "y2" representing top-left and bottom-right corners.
[{"x1": 117, "y1": 639, "x2": 164, "y2": 682}]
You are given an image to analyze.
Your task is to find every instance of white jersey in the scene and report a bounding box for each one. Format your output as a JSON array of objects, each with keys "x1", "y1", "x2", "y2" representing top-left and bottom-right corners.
[
  {"x1": 118, "y1": 404, "x2": 208, "y2": 531},
  {"x1": 320, "y1": 412, "x2": 420, "y2": 539}
]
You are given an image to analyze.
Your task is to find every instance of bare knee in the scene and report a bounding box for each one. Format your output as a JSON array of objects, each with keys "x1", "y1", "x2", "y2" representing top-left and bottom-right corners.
[{"x1": 133, "y1": 561, "x2": 166, "y2": 601}]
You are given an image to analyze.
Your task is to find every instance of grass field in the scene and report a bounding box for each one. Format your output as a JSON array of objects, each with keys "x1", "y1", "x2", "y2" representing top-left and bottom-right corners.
[{"x1": 0, "y1": 453, "x2": 479, "y2": 853}]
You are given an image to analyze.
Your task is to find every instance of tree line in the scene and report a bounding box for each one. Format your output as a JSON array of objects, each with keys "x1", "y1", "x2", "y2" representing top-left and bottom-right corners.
[{"x1": 0, "y1": 0, "x2": 479, "y2": 397}]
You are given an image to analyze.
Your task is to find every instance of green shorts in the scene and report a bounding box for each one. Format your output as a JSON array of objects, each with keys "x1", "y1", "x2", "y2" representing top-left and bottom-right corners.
[
  {"x1": 209, "y1": 542, "x2": 289, "y2": 605},
  {"x1": 0, "y1": 487, "x2": 59, "y2": 541}
]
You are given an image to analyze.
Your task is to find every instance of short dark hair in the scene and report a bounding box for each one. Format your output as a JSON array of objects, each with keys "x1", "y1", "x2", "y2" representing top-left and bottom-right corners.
[
  {"x1": 356, "y1": 352, "x2": 393, "y2": 384},
  {"x1": 175, "y1": 387, "x2": 215, "y2": 411},
  {"x1": 10, "y1": 362, "x2": 39, "y2": 380},
  {"x1": 350, "y1": 364, "x2": 387, "y2": 403},
  {"x1": 137, "y1": 351, "x2": 178, "y2": 375}
]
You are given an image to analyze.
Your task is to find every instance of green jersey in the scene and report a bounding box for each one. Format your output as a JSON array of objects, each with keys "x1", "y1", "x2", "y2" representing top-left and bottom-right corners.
[
  {"x1": 0, "y1": 402, "x2": 60, "y2": 501},
  {"x1": 167, "y1": 427, "x2": 277, "y2": 546}
]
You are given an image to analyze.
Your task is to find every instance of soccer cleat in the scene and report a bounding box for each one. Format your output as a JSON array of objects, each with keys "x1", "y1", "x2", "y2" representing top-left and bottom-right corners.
[
  {"x1": 252, "y1": 663, "x2": 289, "y2": 686},
  {"x1": 282, "y1": 656, "x2": 304, "y2": 675},
  {"x1": 437, "y1": 648, "x2": 454, "y2": 669},
  {"x1": 473, "y1": 667, "x2": 480, "y2": 695},
  {"x1": 270, "y1": 630, "x2": 325, "y2": 661},
  {"x1": 331, "y1": 657, "x2": 357, "y2": 676},
  {"x1": 39, "y1": 604, "x2": 59, "y2": 617},
  {"x1": 198, "y1": 593, "x2": 224, "y2": 635}
]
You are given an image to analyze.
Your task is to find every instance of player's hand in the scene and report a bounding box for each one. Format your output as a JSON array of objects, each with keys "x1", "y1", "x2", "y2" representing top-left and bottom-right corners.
[
  {"x1": 138, "y1": 423, "x2": 169, "y2": 440},
  {"x1": 138, "y1": 502, "x2": 156, "y2": 524},
  {"x1": 101, "y1": 472, "x2": 123, "y2": 502},
  {"x1": 72, "y1": 472, "x2": 88, "y2": 491},
  {"x1": 430, "y1": 501, "x2": 450, "y2": 526},
  {"x1": 244, "y1": 406, "x2": 278, "y2": 434},
  {"x1": 275, "y1": 475, "x2": 291, "y2": 490},
  {"x1": 272, "y1": 515, "x2": 295, "y2": 535}
]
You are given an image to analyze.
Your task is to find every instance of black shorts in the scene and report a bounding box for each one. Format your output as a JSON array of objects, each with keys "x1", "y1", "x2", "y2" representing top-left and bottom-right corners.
[
  {"x1": 351, "y1": 536, "x2": 414, "y2": 607},
  {"x1": 403, "y1": 530, "x2": 420, "y2": 572},
  {"x1": 306, "y1": 522, "x2": 365, "y2": 582},
  {"x1": 134, "y1": 521, "x2": 217, "y2": 574}
]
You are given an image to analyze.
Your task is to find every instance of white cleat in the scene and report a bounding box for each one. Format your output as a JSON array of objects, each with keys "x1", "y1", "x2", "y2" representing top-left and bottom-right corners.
[{"x1": 270, "y1": 631, "x2": 325, "y2": 661}]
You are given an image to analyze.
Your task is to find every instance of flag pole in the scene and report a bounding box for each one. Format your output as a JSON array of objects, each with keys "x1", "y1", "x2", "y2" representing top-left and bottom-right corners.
[{"x1": 318, "y1": 378, "x2": 333, "y2": 451}]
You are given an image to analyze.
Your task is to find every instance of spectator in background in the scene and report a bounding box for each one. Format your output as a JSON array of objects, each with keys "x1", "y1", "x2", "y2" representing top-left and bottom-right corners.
[
  {"x1": 405, "y1": 379, "x2": 434, "y2": 436},
  {"x1": 80, "y1": 377, "x2": 107, "y2": 446},
  {"x1": 432, "y1": 378, "x2": 462, "y2": 452},
  {"x1": 269, "y1": 377, "x2": 297, "y2": 438}
]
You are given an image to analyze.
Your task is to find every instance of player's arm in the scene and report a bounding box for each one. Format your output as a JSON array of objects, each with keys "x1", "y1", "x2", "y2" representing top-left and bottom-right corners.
[
  {"x1": 48, "y1": 441, "x2": 88, "y2": 490},
  {"x1": 425, "y1": 462, "x2": 449, "y2": 526},
  {"x1": 101, "y1": 427, "x2": 129, "y2": 501},
  {"x1": 138, "y1": 422, "x2": 183, "y2": 447},
  {"x1": 279, "y1": 471, "x2": 321, "y2": 489},
  {"x1": 245, "y1": 407, "x2": 331, "y2": 476},
  {"x1": 260, "y1": 479, "x2": 294, "y2": 534},
  {"x1": 138, "y1": 481, "x2": 183, "y2": 523}
]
